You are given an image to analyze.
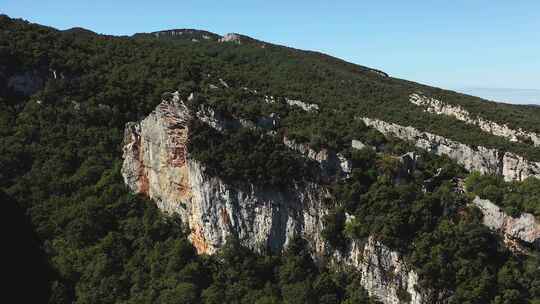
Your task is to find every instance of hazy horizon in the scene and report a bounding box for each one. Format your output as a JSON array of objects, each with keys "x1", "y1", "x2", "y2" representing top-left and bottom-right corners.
[{"x1": 455, "y1": 87, "x2": 540, "y2": 105}]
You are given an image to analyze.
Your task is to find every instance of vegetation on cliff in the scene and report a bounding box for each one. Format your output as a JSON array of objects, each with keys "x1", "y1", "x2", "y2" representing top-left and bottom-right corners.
[
  {"x1": 1, "y1": 15, "x2": 539, "y2": 303},
  {"x1": 466, "y1": 172, "x2": 540, "y2": 218}
]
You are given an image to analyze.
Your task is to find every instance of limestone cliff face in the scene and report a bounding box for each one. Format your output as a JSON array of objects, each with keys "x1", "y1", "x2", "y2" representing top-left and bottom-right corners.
[
  {"x1": 410, "y1": 93, "x2": 540, "y2": 147},
  {"x1": 122, "y1": 94, "x2": 433, "y2": 304},
  {"x1": 361, "y1": 117, "x2": 540, "y2": 182},
  {"x1": 473, "y1": 197, "x2": 540, "y2": 246},
  {"x1": 337, "y1": 237, "x2": 437, "y2": 304},
  {"x1": 121, "y1": 94, "x2": 331, "y2": 255},
  {"x1": 282, "y1": 137, "x2": 351, "y2": 179}
]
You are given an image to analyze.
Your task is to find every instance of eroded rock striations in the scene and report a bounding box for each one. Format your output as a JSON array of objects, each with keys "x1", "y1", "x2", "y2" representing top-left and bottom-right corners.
[
  {"x1": 122, "y1": 94, "x2": 433, "y2": 304},
  {"x1": 336, "y1": 237, "x2": 435, "y2": 304},
  {"x1": 122, "y1": 93, "x2": 334, "y2": 255},
  {"x1": 410, "y1": 93, "x2": 540, "y2": 147},
  {"x1": 473, "y1": 197, "x2": 540, "y2": 246},
  {"x1": 361, "y1": 117, "x2": 540, "y2": 182}
]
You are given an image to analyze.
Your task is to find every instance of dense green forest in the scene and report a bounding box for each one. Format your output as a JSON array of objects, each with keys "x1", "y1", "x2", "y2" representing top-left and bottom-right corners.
[
  {"x1": 1, "y1": 15, "x2": 540, "y2": 303},
  {"x1": 466, "y1": 172, "x2": 540, "y2": 218}
]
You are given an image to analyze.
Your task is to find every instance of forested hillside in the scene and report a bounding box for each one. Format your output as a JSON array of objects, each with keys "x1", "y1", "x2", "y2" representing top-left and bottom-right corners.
[{"x1": 1, "y1": 15, "x2": 539, "y2": 303}]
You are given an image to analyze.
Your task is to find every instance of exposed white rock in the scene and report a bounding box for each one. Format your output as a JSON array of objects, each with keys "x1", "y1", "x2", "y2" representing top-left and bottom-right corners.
[
  {"x1": 335, "y1": 237, "x2": 431, "y2": 304},
  {"x1": 352, "y1": 139, "x2": 367, "y2": 150},
  {"x1": 71, "y1": 100, "x2": 81, "y2": 110},
  {"x1": 338, "y1": 154, "x2": 352, "y2": 176},
  {"x1": 121, "y1": 97, "x2": 329, "y2": 254},
  {"x1": 282, "y1": 137, "x2": 351, "y2": 178},
  {"x1": 285, "y1": 98, "x2": 320, "y2": 112},
  {"x1": 218, "y1": 78, "x2": 230, "y2": 88},
  {"x1": 219, "y1": 33, "x2": 242, "y2": 44},
  {"x1": 473, "y1": 197, "x2": 540, "y2": 245},
  {"x1": 410, "y1": 93, "x2": 540, "y2": 147},
  {"x1": 361, "y1": 117, "x2": 540, "y2": 182},
  {"x1": 195, "y1": 103, "x2": 277, "y2": 132},
  {"x1": 264, "y1": 95, "x2": 276, "y2": 104},
  {"x1": 195, "y1": 105, "x2": 227, "y2": 131},
  {"x1": 121, "y1": 97, "x2": 434, "y2": 303},
  {"x1": 369, "y1": 69, "x2": 389, "y2": 78}
]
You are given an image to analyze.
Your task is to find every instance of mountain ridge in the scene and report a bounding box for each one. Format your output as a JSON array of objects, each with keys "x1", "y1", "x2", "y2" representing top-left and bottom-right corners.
[{"x1": 2, "y1": 15, "x2": 540, "y2": 303}]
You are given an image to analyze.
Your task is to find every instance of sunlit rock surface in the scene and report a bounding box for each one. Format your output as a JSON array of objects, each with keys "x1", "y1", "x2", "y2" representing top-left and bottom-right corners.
[{"x1": 361, "y1": 117, "x2": 540, "y2": 182}]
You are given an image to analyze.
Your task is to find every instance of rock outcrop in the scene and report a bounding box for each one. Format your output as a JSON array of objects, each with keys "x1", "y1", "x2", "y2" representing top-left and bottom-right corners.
[
  {"x1": 122, "y1": 94, "x2": 330, "y2": 255},
  {"x1": 219, "y1": 33, "x2": 242, "y2": 44},
  {"x1": 410, "y1": 93, "x2": 540, "y2": 147},
  {"x1": 122, "y1": 94, "x2": 435, "y2": 303},
  {"x1": 282, "y1": 137, "x2": 351, "y2": 179},
  {"x1": 352, "y1": 139, "x2": 368, "y2": 150},
  {"x1": 336, "y1": 237, "x2": 434, "y2": 304},
  {"x1": 473, "y1": 197, "x2": 540, "y2": 246},
  {"x1": 285, "y1": 98, "x2": 320, "y2": 112},
  {"x1": 361, "y1": 117, "x2": 540, "y2": 182}
]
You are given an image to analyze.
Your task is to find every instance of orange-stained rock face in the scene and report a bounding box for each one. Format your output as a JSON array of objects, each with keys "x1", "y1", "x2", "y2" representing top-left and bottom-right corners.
[
  {"x1": 138, "y1": 166, "x2": 150, "y2": 196},
  {"x1": 190, "y1": 224, "x2": 210, "y2": 254},
  {"x1": 220, "y1": 207, "x2": 230, "y2": 227},
  {"x1": 122, "y1": 96, "x2": 194, "y2": 210}
]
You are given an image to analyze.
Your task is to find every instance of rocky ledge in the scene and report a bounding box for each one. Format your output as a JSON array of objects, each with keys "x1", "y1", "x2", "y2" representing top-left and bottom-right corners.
[
  {"x1": 473, "y1": 197, "x2": 540, "y2": 247},
  {"x1": 410, "y1": 93, "x2": 540, "y2": 147},
  {"x1": 361, "y1": 117, "x2": 540, "y2": 182}
]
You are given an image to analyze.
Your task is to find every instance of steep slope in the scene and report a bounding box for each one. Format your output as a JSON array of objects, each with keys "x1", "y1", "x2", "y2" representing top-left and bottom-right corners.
[{"x1": 2, "y1": 15, "x2": 540, "y2": 304}]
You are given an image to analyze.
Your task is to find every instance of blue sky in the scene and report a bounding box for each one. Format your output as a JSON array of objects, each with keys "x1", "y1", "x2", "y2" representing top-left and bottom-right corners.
[{"x1": 2, "y1": 0, "x2": 539, "y2": 104}]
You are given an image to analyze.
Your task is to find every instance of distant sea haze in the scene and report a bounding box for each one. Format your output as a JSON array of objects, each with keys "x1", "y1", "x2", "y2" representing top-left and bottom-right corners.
[{"x1": 457, "y1": 88, "x2": 540, "y2": 106}]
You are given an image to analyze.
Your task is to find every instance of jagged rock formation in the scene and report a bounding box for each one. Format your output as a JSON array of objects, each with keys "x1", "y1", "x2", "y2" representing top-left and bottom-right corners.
[
  {"x1": 122, "y1": 94, "x2": 433, "y2": 304},
  {"x1": 282, "y1": 137, "x2": 351, "y2": 179},
  {"x1": 473, "y1": 197, "x2": 540, "y2": 246},
  {"x1": 285, "y1": 98, "x2": 320, "y2": 111},
  {"x1": 219, "y1": 33, "x2": 242, "y2": 44},
  {"x1": 122, "y1": 94, "x2": 330, "y2": 255},
  {"x1": 352, "y1": 139, "x2": 368, "y2": 150},
  {"x1": 410, "y1": 93, "x2": 540, "y2": 147},
  {"x1": 194, "y1": 101, "x2": 278, "y2": 132},
  {"x1": 361, "y1": 117, "x2": 540, "y2": 182},
  {"x1": 336, "y1": 237, "x2": 435, "y2": 304}
]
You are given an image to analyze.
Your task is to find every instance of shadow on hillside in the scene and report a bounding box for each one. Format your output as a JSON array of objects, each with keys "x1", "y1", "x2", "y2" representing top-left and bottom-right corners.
[{"x1": 1, "y1": 190, "x2": 53, "y2": 302}]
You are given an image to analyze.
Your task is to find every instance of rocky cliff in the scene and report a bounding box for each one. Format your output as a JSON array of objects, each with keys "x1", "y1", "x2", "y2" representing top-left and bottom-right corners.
[
  {"x1": 410, "y1": 93, "x2": 540, "y2": 147},
  {"x1": 282, "y1": 137, "x2": 351, "y2": 179},
  {"x1": 336, "y1": 237, "x2": 436, "y2": 304},
  {"x1": 473, "y1": 197, "x2": 540, "y2": 247},
  {"x1": 121, "y1": 93, "x2": 432, "y2": 304},
  {"x1": 121, "y1": 94, "x2": 328, "y2": 255},
  {"x1": 361, "y1": 117, "x2": 540, "y2": 182}
]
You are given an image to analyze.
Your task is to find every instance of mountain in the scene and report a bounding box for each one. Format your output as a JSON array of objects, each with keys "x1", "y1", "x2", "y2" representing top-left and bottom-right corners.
[{"x1": 1, "y1": 15, "x2": 539, "y2": 303}]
